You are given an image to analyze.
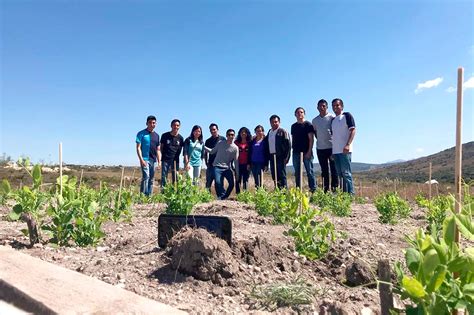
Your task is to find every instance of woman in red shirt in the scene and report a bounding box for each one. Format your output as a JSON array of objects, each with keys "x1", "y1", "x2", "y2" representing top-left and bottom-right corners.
[{"x1": 234, "y1": 127, "x2": 251, "y2": 194}]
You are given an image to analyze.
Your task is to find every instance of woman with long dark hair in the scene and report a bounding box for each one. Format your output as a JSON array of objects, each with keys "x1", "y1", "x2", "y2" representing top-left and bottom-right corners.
[
  {"x1": 234, "y1": 127, "x2": 251, "y2": 193},
  {"x1": 183, "y1": 125, "x2": 204, "y2": 185}
]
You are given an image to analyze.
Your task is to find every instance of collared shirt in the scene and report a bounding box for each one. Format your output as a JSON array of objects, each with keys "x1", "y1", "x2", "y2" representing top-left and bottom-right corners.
[{"x1": 268, "y1": 129, "x2": 278, "y2": 154}]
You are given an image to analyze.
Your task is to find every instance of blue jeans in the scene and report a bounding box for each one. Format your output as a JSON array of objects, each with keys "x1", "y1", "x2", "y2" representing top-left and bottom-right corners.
[
  {"x1": 161, "y1": 160, "x2": 179, "y2": 187},
  {"x1": 269, "y1": 155, "x2": 287, "y2": 189},
  {"x1": 333, "y1": 153, "x2": 354, "y2": 195},
  {"x1": 235, "y1": 164, "x2": 250, "y2": 194},
  {"x1": 292, "y1": 152, "x2": 317, "y2": 192},
  {"x1": 251, "y1": 162, "x2": 265, "y2": 188},
  {"x1": 140, "y1": 160, "x2": 156, "y2": 196},
  {"x1": 205, "y1": 165, "x2": 215, "y2": 190},
  {"x1": 214, "y1": 167, "x2": 234, "y2": 200}
]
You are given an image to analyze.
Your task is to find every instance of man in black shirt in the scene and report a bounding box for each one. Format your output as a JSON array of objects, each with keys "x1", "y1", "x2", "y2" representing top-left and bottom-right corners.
[
  {"x1": 291, "y1": 107, "x2": 316, "y2": 192},
  {"x1": 160, "y1": 119, "x2": 184, "y2": 187},
  {"x1": 204, "y1": 123, "x2": 225, "y2": 191}
]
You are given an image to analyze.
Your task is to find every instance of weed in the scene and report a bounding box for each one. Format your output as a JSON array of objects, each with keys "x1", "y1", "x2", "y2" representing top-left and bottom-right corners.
[{"x1": 374, "y1": 192, "x2": 412, "y2": 224}]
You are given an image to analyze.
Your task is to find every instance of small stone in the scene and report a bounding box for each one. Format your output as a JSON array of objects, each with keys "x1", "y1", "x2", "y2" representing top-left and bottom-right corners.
[
  {"x1": 33, "y1": 243, "x2": 43, "y2": 248},
  {"x1": 116, "y1": 273, "x2": 124, "y2": 280},
  {"x1": 95, "y1": 259, "x2": 104, "y2": 265},
  {"x1": 254, "y1": 266, "x2": 261, "y2": 272},
  {"x1": 291, "y1": 260, "x2": 301, "y2": 272},
  {"x1": 96, "y1": 246, "x2": 109, "y2": 252},
  {"x1": 361, "y1": 307, "x2": 374, "y2": 315},
  {"x1": 212, "y1": 287, "x2": 224, "y2": 297},
  {"x1": 115, "y1": 283, "x2": 126, "y2": 289}
]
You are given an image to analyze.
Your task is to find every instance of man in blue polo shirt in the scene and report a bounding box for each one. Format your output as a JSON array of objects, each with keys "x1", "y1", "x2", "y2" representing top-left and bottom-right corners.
[{"x1": 136, "y1": 115, "x2": 161, "y2": 196}]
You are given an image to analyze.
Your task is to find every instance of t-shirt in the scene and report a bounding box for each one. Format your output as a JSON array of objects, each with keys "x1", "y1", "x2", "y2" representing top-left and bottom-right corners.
[
  {"x1": 204, "y1": 135, "x2": 225, "y2": 166},
  {"x1": 210, "y1": 141, "x2": 239, "y2": 169},
  {"x1": 291, "y1": 121, "x2": 314, "y2": 153},
  {"x1": 251, "y1": 139, "x2": 265, "y2": 163},
  {"x1": 136, "y1": 129, "x2": 160, "y2": 162},
  {"x1": 312, "y1": 113, "x2": 335, "y2": 150},
  {"x1": 235, "y1": 141, "x2": 250, "y2": 165},
  {"x1": 160, "y1": 132, "x2": 184, "y2": 163},
  {"x1": 331, "y1": 112, "x2": 356, "y2": 154},
  {"x1": 184, "y1": 138, "x2": 204, "y2": 167}
]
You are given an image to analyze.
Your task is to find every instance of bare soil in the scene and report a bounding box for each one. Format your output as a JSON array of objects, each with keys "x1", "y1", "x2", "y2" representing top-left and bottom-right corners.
[{"x1": 0, "y1": 200, "x2": 426, "y2": 314}]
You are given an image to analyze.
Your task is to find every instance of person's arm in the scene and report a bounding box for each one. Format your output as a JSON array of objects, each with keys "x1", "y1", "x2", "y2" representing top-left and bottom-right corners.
[
  {"x1": 183, "y1": 141, "x2": 190, "y2": 170},
  {"x1": 156, "y1": 146, "x2": 161, "y2": 169},
  {"x1": 136, "y1": 143, "x2": 147, "y2": 167},
  {"x1": 284, "y1": 130, "x2": 291, "y2": 164},
  {"x1": 343, "y1": 128, "x2": 356, "y2": 154}
]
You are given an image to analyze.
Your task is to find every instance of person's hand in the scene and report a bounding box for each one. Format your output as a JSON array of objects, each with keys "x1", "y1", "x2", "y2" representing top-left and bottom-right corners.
[
  {"x1": 140, "y1": 159, "x2": 147, "y2": 167},
  {"x1": 247, "y1": 165, "x2": 251, "y2": 171},
  {"x1": 185, "y1": 164, "x2": 191, "y2": 171},
  {"x1": 304, "y1": 151, "x2": 312, "y2": 159},
  {"x1": 343, "y1": 145, "x2": 350, "y2": 154},
  {"x1": 156, "y1": 162, "x2": 161, "y2": 170}
]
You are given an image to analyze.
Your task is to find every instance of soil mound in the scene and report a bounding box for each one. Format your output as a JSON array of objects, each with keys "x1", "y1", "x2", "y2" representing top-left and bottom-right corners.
[
  {"x1": 167, "y1": 227, "x2": 238, "y2": 284},
  {"x1": 345, "y1": 258, "x2": 375, "y2": 287}
]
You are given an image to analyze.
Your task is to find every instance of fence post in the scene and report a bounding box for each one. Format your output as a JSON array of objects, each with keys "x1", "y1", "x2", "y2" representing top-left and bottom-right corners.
[{"x1": 378, "y1": 259, "x2": 393, "y2": 315}]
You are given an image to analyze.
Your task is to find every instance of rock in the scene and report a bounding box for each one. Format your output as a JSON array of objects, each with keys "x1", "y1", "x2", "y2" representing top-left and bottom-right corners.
[
  {"x1": 345, "y1": 259, "x2": 375, "y2": 287},
  {"x1": 291, "y1": 259, "x2": 301, "y2": 272},
  {"x1": 212, "y1": 287, "x2": 224, "y2": 297},
  {"x1": 96, "y1": 246, "x2": 109, "y2": 252},
  {"x1": 361, "y1": 307, "x2": 374, "y2": 315}
]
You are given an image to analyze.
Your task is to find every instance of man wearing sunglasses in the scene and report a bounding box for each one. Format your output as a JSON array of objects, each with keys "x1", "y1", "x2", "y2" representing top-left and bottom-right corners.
[{"x1": 204, "y1": 129, "x2": 239, "y2": 200}]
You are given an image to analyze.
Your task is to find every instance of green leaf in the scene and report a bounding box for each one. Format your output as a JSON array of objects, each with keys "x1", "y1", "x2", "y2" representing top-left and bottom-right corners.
[
  {"x1": 13, "y1": 204, "x2": 24, "y2": 214},
  {"x1": 8, "y1": 211, "x2": 21, "y2": 221},
  {"x1": 448, "y1": 256, "x2": 467, "y2": 273},
  {"x1": 32, "y1": 164, "x2": 42, "y2": 188},
  {"x1": 431, "y1": 241, "x2": 448, "y2": 265},
  {"x1": 425, "y1": 265, "x2": 447, "y2": 293},
  {"x1": 406, "y1": 248, "x2": 422, "y2": 274},
  {"x1": 402, "y1": 276, "x2": 426, "y2": 298},
  {"x1": 423, "y1": 249, "x2": 440, "y2": 278},
  {"x1": 463, "y1": 283, "x2": 474, "y2": 302},
  {"x1": 443, "y1": 216, "x2": 455, "y2": 246},
  {"x1": 454, "y1": 214, "x2": 474, "y2": 241},
  {"x1": 1, "y1": 179, "x2": 11, "y2": 194}
]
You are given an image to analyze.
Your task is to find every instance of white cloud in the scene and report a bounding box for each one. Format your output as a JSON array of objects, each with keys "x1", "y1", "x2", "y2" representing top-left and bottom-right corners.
[
  {"x1": 415, "y1": 148, "x2": 424, "y2": 153},
  {"x1": 464, "y1": 76, "x2": 474, "y2": 89},
  {"x1": 415, "y1": 77, "x2": 443, "y2": 94},
  {"x1": 445, "y1": 76, "x2": 474, "y2": 93}
]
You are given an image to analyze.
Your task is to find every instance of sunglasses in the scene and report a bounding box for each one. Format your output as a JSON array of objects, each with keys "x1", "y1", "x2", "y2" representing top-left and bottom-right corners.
[{"x1": 226, "y1": 133, "x2": 235, "y2": 136}]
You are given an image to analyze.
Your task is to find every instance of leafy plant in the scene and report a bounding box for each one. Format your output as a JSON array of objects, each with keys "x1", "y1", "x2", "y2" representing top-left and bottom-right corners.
[
  {"x1": 310, "y1": 189, "x2": 352, "y2": 217},
  {"x1": 394, "y1": 194, "x2": 474, "y2": 314},
  {"x1": 9, "y1": 163, "x2": 47, "y2": 245},
  {"x1": 374, "y1": 192, "x2": 412, "y2": 224},
  {"x1": 162, "y1": 175, "x2": 213, "y2": 215},
  {"x1": 286, "y1": 189, "x2": 336, "y2": 260},
  {"x1": 0, "y1": 179, "x2": 12, "y2": 205},
  {"x1": 236, "y1": 190, "x2": 253, "y2": 203},
  {"x1": 72, "y1": 200, "x2": 106, "y2": 247}
]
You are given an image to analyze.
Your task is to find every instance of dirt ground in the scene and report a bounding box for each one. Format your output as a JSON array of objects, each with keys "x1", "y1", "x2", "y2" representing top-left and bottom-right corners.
[{"x1": 0, "y1": 200, "x2": 426, "y2": 314}]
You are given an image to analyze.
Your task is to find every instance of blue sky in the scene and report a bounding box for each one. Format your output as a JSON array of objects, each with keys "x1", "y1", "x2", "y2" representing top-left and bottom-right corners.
[{"x1": 1, "y1": 0, "x2": 473, "y2": 166}]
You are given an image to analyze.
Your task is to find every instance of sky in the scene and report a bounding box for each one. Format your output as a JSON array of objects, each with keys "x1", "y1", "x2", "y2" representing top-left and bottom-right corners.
[{"x1": 1, "y1": 0, "x2": 473, "y2": 166}]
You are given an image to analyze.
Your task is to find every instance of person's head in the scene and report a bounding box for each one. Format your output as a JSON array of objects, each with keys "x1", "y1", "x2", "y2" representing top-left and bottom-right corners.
[
  {"x1": 189, "y1": 125, "x2": 203, "y2": 142},
  {"x1": 269, "y1": 114, "x2": 280, "y2": 130},
  {"x1": 317, "y1": 99, "x2": 328, "y2": 116},
  {"x1": 170, "y1": 119, "x2": 181, "y2": 134},
  {"x1": 331, "y1": 98, "x2": 344, "y2": 115},
  {"x1": 226, "y1": 129, "x2": 236, "y2": 143},
  {"x1": 294, "y1": 107, "x2": 305, "y2": 121},
  {"x1": 146, "y1": 115, "x2": 156, "y2": 131},
  {"x1": 209, "y1": 123, "x2": 219, "y2": 138},
  {"x1": 254, "y1": 125, "x2": 265, "y2": 138},
  {"x1": 236, "y1": 127, "x2": 251, "y2": 143}
]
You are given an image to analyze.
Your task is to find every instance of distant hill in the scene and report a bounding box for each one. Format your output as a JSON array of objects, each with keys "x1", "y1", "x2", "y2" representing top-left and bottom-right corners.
[{"x1": 357, "y1": 142, "x2": 474, "y2": 183}]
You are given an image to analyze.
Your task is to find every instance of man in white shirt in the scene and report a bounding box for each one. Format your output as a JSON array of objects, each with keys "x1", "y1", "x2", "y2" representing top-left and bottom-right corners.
[{"x1": 331, "y1": 98, "x2": 356, "y2": 195}]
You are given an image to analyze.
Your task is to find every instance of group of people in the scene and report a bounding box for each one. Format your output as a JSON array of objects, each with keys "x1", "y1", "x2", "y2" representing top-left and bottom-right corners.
[{"x1": 135, "y1": 98, "x2": 356, "y2": 199}]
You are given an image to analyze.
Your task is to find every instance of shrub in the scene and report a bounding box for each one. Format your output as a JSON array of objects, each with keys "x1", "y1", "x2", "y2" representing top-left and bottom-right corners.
[
  {"x1": 162, "y1": 175, "x2": 213, "y2": 215},
  {"x1": 374, "y1": 192, "x2": 412, "y2": 224}
]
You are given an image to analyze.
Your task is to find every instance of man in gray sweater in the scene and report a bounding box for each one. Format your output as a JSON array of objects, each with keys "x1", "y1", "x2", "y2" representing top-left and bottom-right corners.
[{"x1": 205, "y1": 129, "x2": 239, "y2": 200}]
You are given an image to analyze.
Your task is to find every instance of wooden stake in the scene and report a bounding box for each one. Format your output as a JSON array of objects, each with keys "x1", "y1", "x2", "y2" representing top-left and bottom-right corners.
[
  {"x1": 299, "y1": 152, "x2": 303, "y2": 192},
  {"x1": 378, "y1": 260, "x2": 394, "y2": 315},
  {"x1": 454, "y1": 67, "x2": 463, "y2": 242},
  {"x1": 428, "y1": 162, "x2": 432, "y2": 200},
  {"x1": 174, "y1": 160, "x2": 177, "y2": 189},
  {"x1": 273, "y1": 154, "x2": 278, "y2": 189},
  {"x1": 59, "y1": 142, "x2": 63, "y2": 196},
  {"x1": 129, "y1": 168, "x2": 136, "y2": 192},
  {"x1": 118, "y1": 167, "x2": 124, "y2": 208}
]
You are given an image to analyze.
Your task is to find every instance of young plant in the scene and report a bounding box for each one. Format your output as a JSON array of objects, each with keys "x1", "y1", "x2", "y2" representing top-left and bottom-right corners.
[
  {"x1": 374, "y1": 192, "x2": 412, "y2": 224},
  {"x1": 394, "y1": 197, "x2": 474, "y2": 314},
  {"x1": 9, "y1": 163, "x2": 47, "y2": 246},
  {"x1": 163, "y1": 175, "x2": 212, "y2": 215},
  {"x1": 0, "y1": 179, "x2": 12, "y2": 205},
  {"x1": 236, "y1": 190, "x2": 253, "y2": 204}
]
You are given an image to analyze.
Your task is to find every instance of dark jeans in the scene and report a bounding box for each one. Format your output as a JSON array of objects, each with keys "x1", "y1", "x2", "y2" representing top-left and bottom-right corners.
[
  {"x1": 269, "y1": 154, "x2": 287, "y2": 189},
  {"x1": 140, "y1": 160, "x2": 156, "y2": 196},
  {"x1": 316, "y1": 148, "x2": 338, "y2": 192},
  {"x1": 214, "y1": 167, "x2": 234, "y2": 200},
  {"x1": 292, "y1": 152, "x2": 317, "y2": 192},
  {"x1": 235, "y1": 164, "x2": 250, "y2": 194},
  {"x1": 333, "y1": 153, "x2": 354, "y2": 195},
  {"x1": 161, "y1": 160, "x2": 179, "y2": 187},
  {"x1": 251, "y1": 162, "x2": 265, "y2": 188},
  {"x1": 205, "y1": 165, "x2": 215, "y2": 190}
]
